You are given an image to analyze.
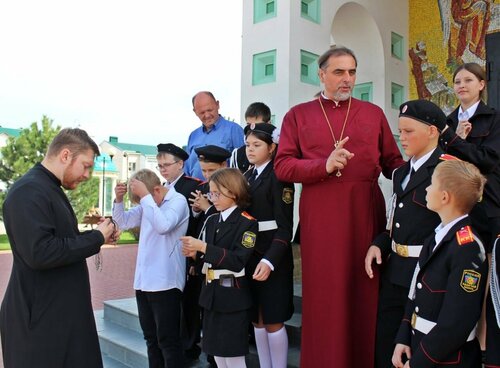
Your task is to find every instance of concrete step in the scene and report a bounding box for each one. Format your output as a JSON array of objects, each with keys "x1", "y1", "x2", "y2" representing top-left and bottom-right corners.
[
  {"x1": 97, "y1": 306, "x2": 300, "y2": 368},
  {"x1": 95, "y1": 310, "x2": 148, "y2": 368},
  {"x1": 248, "y1": 344, "x2": 300, "y2": 368},
  {"x1": 102, "y1": 353, "x2": 131, "y2": 368},
  {"x1": 103, "y1": 295, "x2": 302, "y2": 347},
  {"x1": 103, "y1": 298, "x2": 142, "y2": 334},
  {"x1": 97, "y1": 281, "x2": 302, "y2": 368},
  {"x1": 293, "y1": 283, "x2": 302, "y2": 314}
]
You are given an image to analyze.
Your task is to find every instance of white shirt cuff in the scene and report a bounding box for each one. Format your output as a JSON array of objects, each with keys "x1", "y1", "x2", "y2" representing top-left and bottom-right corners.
[{"x1": 260, "y1": 258, "x2": 274, "y2": 271}]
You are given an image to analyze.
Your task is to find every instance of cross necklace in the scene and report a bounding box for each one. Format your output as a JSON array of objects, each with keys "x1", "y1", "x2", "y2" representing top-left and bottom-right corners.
[{"x1": 318, "y1": 96, "x2": 352, "y2": 177}]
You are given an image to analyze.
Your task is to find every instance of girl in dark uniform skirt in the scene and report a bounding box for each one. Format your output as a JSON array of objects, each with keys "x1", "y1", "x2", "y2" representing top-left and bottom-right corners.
[
  {"x1": 244, "y1": 123, "x2": 294, "y2": 368},
  {"x1": 181, "y1": 168, "x2": 258, "y2": 368}
]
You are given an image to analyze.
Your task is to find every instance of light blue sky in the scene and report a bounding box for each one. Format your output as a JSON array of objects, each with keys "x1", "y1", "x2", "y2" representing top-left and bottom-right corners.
[{"x1": 0, "y1": 0, "x2": 243, "y2": 147}]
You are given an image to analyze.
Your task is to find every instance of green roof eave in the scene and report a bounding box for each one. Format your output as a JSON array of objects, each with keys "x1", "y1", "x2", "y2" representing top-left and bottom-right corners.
[
  {"x1": 108, "y1": 142, "x2": 157, "y2": 156},
  {"x1": 0, "y1": 127, "x2": 22, "y2": 138}
]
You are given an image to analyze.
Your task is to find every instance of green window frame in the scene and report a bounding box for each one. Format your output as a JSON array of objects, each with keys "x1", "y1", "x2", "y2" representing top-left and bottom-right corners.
[
  {"x1": 253, "y1": 50, "x2": 277, "y2": 85},
  {"x1": 391, "y1": 32, "x2": 404, "y2": 60},
  {"x1": 300, "y1": 0, "x2": 320, "y2": 24},
  {"x1": 391, "y1": 83, "x2": 404, "y2": 109},
  {"x1": 254, "y1": 0, "x2": 277, "y2": 23},
  {"x1": 353, "y1": 82, "x2": 373, "y2": 102},
  {"x1": 300, "y1": 50, "x2": 320, "y2": 86}
]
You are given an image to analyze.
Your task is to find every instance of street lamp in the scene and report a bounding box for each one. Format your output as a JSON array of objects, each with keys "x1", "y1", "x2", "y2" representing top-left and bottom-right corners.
[
  {"x1": 123, "y1": 152, "x2": 129, "y2": 182},
  {"x1": 102, "y1": 153, "x2": 114, "y2": 216}
]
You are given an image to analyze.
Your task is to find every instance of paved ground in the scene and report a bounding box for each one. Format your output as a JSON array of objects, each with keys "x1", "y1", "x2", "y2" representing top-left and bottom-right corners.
[{"x1": 0, "y1": 244, "x2": 138, "y2": 368}]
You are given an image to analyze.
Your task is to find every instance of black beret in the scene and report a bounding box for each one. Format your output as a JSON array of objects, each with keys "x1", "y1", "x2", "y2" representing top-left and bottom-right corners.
[
  {"x1": 157, "y1": 143, "x2": 189, "y2": 161},
  {"x1": 194, "y1": 145, "x2": 231, "y2": 163},
  {"x1": 245, "y1": 122, "x2": 276, "y2": 137},
  {"x1": 399, "y1": 99, "x2": 447, "y2": 131}
]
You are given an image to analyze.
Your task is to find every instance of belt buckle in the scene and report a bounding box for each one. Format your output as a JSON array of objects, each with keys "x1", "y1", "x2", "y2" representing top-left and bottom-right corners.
[
  {"x1": 396, "y1": 244, "x2": 409, "y2": 257},
  {"x1": 206, "y1": 269, "x2": 214, "y2": 283},
  {"x1": 411, "y1": 312, "x2": 417, "y2": 329}
]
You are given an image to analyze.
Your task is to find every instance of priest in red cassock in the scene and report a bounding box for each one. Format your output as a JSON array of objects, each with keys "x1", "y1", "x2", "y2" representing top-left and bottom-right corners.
[{"x1": 274, "y1": 46, "x2": 405, "y2": 367}]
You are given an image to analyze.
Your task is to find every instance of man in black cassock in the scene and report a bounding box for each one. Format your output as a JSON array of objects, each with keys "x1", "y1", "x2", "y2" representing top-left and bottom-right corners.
[{"x1": 0, "y1": 128, "x2": 118, "y2": 368}]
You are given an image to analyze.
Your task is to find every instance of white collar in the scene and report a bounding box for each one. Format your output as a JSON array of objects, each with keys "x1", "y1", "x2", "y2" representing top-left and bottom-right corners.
[
  {"x1": 458, "y1": 101, "x2": 480, "y2": 120},
  {"x1": 253, "y1": 160, "x2": 271, "y2": 176},
  {"x1": 220, "y1": 205, "x2": 237, "y2": 221},
  {"x1": 410, "y1": 148, "x2": 436, "y2": 173},
  {"x1": 434, "y1": 214, "x2": 468, "y2": 248}
]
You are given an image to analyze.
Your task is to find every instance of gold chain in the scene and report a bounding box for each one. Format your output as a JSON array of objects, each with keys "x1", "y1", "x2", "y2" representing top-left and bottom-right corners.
[{"x1": 318, "y1": 96, "x2": 352, "y2": 177}]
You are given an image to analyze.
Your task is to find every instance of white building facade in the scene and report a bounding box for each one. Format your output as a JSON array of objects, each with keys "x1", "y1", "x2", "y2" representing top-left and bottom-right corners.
[{"x1": 241, "y1": 0, "x2": 409, "y2": 134}]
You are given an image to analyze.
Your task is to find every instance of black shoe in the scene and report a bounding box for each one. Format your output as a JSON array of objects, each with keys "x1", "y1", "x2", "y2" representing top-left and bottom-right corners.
[
  {"x1": 184, "y1": 345, "x2": 201, "y2": 360},
  {"x1": 207, "y1": 354, "x2": 217, "y2": 367}
]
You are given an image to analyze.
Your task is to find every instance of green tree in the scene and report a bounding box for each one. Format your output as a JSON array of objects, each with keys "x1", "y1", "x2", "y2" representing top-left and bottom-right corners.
[
  {"x1": 66, "y1": 176, "x2": 99, "y2": 221},
  {"x1": 0, "y1": 116, "x2": 99, "y2": 221}
]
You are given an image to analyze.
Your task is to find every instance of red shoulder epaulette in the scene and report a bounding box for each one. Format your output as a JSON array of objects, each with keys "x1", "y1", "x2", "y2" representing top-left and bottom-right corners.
[
  {"x1": 185, "y1": 175, "x2": 202, "y2": 182},
  {"x1": 456, "y1": 226, "x2": 474, "y2": 245},
  {"x1": 241, "y1": 211, "x2": 256, "y2": 220},
  {"x1": 439, "y1": 153, "x2": 461, "y2": 161}
]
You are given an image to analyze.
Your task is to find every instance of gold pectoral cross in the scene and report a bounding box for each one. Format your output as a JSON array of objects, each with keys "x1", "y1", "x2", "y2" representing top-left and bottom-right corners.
[{"x1": 334, "y1": 141, "x2": 342, "y2": 177}]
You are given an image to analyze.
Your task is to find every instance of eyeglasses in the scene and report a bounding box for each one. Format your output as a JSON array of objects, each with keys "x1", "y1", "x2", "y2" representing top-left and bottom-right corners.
[
  {"x1": 206, "y1": 191, "x2": 232, "y2": 201},
  {"x1": 156, "y1": 161, "x2": 179, "y2": 170}
]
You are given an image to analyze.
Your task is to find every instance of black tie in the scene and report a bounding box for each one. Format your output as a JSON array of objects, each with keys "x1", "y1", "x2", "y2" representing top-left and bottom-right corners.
[
  {"x1": 409, "y1": 167, "x2": 416, "y2": 180},
  {"x1": 248, "y1": 169, "x2": 258, "y2": 185}
]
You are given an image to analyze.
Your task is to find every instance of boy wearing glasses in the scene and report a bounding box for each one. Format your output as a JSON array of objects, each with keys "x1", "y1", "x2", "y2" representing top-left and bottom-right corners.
[
  {"x1": 113, "y1": 169, "x2": 189, "y2": 368},
  {"x1": 190, "y1": 145, "x2": 231, "y2": 219}
]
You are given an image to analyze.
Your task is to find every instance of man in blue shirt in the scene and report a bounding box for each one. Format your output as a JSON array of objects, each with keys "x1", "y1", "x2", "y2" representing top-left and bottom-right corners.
[{"x1": 184, "y1": 91, "x2": 244, "y2": 180}]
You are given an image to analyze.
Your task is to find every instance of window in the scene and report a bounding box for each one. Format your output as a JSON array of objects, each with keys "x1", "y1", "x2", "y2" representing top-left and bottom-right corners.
[
  {"x1": 352, "y1": 82, "x2": 373, "y2": 102},
  {"x1": 300, "y1": 50, "x2": 320, "y2": 86},
  {"x1": 253, "y1": 50, "x2": 277, "y2": 85},
  {"x1": 391, "y1": 32, "x2": 404, "y2": 60},
  {"x1": 301, "y1": 0, "x2": 320, "y2": 24},
  {"x1": 391, "y1": 83, "x2": 404, "y2": 109},
  {"x1": 254, "y1": 0, "x2": 277, "y2": 23},
  {"x1": 129, "y1": 162, "x2": 136, "y2": 172}
]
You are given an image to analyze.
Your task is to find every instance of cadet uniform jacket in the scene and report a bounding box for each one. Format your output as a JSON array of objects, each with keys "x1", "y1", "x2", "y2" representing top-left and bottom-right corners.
[
  {"x1": 395, "y1": 218, "x2": 487, "y2": 367},
  {"x1": 199, "y1": 208, "x2": 258, "y2": 313},
  {"x1": 372, "y1": 148, "x2": 443, "y2": 287},
  {"x1": 244, "y1": 163, "x2": 294, "y2": 267},
  {"x1": 442, "y1": 102, "x2": 500, "y2": 218},
  {"x1": 173, "y1": 173, "x2": 202, "y2": 236}
]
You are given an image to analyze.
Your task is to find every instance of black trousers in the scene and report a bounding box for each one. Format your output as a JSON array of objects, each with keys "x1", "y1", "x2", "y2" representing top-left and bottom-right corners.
[
  {"x1": 181, "y1": 274, "x2": 203, "y2": 352},
  {"x1": 375, "y1": 274, "x2": 409, "y2": 368},
  {"x1": 136, "y1": 289, "x2": 184, "y2": 368}
]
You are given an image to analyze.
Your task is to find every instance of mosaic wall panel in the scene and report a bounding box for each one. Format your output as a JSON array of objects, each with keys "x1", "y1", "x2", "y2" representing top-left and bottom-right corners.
[{"x1": 409, "y1": 0, "x2": 500, "y2": 114}]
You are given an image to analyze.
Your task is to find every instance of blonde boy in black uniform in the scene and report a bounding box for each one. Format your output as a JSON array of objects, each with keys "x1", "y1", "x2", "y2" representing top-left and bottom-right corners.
[
  {"x1": 392, "y1": 159, "x2": 487, "y2": 368},
  {"x1": 365, "y1": 100, "x2": 446, "y2": 367}
]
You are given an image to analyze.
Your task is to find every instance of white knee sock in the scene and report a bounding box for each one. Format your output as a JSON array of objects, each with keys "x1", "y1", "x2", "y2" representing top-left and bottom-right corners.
[
  {"x1": 214, "y1": 356, "x2": 228, "y2": 368},
  {"x1": 254, "y1": 326, "x2": 272, "y2": 368},
  {"x1": 225, "y1": 355, "x2": 247, "y2": 368},
  {"x1": 268, "y1": 326, "x2": 288, "y2": 368}
]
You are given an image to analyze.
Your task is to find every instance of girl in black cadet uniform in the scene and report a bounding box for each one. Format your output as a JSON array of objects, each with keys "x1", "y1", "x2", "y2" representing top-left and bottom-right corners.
[
  {"x1": 244, "y1": 123, "x2": 294, "y2": 368},
  {"x1": 440, "y1": 63, "x2": 500, "y2": 366},
  {"x1": 181, "y1": 168, "x2": 258, "y2": 368}
]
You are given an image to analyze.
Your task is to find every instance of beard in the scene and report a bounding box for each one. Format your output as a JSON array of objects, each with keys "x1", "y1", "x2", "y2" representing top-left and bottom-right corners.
[
  {"x1": 61, "y1": 161, "x2": 85, "y2": 190},
  {"x1": 333, "y1": 90, "x2": 351, "y2": 101}
]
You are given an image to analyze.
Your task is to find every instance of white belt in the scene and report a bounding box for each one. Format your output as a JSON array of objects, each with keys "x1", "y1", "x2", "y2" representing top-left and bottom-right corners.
[
  {"x1": 258, "y1": 220, "x2": 278, "y2": 232},
  {"x1": 391, "y1": 241, "x2": 423, "y2": 258},
  {"x1": 202, "y1": 264, "x2": 245, "y2": 283},
  {"x1": 412, "y1": 313, "x2": 476, "y2": 342}
]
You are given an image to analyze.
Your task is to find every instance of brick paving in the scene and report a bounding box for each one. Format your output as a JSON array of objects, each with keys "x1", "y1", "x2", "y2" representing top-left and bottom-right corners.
[{"x1": 0, "y1": 244, "x2": 138, "y2": 368}]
